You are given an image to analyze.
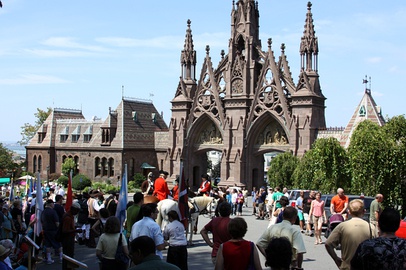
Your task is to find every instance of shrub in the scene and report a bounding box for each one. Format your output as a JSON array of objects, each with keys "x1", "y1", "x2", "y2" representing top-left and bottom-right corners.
[
  {"x1": 72, "y1": 174, "x2": 92, "y2": 190},
  {"x1": 57, "y1": 175, "x2": 68, "y2": 188},
  {"x1": 133, "y1": 173, "x2": 145, "y2": 188}
]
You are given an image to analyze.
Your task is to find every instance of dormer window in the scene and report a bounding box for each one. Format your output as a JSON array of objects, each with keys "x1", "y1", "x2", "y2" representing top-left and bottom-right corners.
[
  {"x1": 71, "y1": 126, "x2": 81, "y2": 143},
  {"x1": 359, "y1": 105, "x2": 366, "y2": 117},
  {"x1": 60, "y1": 126, "x2": 69, "y2": 143}
]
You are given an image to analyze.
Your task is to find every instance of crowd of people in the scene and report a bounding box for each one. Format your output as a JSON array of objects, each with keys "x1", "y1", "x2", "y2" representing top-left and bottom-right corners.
[{"x1": 0, "y1": 172, "x2": 405, "y2": 270}]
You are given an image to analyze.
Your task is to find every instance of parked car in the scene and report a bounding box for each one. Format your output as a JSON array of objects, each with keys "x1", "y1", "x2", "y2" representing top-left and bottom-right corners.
[
  {"x1": 321, "y1": 194, "x2": 374, "y2": 221},
  {"x1": 395, "y1": 218, "x2": 406, "y2": 239},
  {"x1": 288, "y1": 189, "x2": 311, "y2": 207}
]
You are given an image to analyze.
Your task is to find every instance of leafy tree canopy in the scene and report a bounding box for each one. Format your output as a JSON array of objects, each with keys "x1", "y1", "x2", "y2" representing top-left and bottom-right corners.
[
  {"x1": 61, "y1": 158, "x2": 76, "y2": 176},
  {"x1": 19, "y1": 107, "x2": 52, "y2": 145},
  {"x1": 267, "y1": 151, "x2": 299, "y2": 189},
  {"x1": 0, "y1": 143, "x2": 17, "y2": 178},
  {"x1": 72, "y1": 174, "x2": 92, "y2": 190}
]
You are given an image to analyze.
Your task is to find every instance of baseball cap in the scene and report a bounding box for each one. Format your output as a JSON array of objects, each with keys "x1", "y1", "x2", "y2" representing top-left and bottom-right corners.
[{"x1": 71, "y1": 202, "x2": 81, "y2": 210}]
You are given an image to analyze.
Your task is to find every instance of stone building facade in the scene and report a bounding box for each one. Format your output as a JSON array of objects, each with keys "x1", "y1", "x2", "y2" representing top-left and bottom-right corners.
[
  {"x1": 167, "y1": 1, "x2": 326, "y2": 189},
  {"x1": 26, "y1": 98, "x2": 168, "y2": 183}
]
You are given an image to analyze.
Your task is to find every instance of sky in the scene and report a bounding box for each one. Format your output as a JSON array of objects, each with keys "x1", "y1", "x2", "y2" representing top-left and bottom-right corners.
[{"x1": 0, "y1": 0, "x2": 405, "y2": 143}]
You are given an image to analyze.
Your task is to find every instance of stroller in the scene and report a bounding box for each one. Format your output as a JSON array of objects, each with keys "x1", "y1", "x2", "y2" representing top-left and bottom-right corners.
[{"x1": 324, "y1": 214, "x2": 344, "y2": 238}]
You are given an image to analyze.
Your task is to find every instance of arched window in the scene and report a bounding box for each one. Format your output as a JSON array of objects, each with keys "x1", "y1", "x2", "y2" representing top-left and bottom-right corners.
[
  {"x1": 102, "y1": 158, "x2": 108, "y2": 176},
  {"x1": 62, "y1": 155, "x2": 67, "y2": 164},
  {"x1": 38, "y1": 155, "x2": 42, "y2": 173},
  {"x1": 33, "y1": 155, "x2": 37, "y2": 173},
  {"x1": 74, "y1": 156, "x2": 79, "y2": 174},
  {"x1": 108, "y1": 158, "x2": 114, "y2": 177},
  {"x1": 95, "y1": 157, "x2": 101, "y2": 177}
]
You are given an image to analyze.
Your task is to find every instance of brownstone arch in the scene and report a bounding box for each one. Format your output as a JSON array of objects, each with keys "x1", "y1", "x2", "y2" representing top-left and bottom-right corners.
[
  {"x1": 185, "y1": 114, "x2": 224, "y2": 187},
  {"x1": 167, "y1": 1, "x2": 326, "y2": 190},
  {"x1": 245, "y1": 111, "x2": 291, "y2": 188}
]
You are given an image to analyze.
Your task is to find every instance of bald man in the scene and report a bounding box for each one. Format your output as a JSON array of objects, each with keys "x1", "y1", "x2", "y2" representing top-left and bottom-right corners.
[
  {"x1": 330, "y1": 188, "x2": 349, "y2": 220},
  {"x1": 325, "y1": 199, "x2": 376, "y2": 270},
  {"x1": 369, "y1": 193, "x2": 383, "y2": 234}
]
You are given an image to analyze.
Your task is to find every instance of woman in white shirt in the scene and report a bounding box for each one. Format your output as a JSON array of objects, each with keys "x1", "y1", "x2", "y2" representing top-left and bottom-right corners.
[{"x1": 163, "y1": 210, "x2": 188, "y2": 270}]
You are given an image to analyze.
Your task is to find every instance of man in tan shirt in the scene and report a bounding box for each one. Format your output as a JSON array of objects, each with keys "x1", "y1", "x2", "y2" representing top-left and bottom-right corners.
[{"x1": 325, "y1": 199, "x2": 376, "y2": 270}]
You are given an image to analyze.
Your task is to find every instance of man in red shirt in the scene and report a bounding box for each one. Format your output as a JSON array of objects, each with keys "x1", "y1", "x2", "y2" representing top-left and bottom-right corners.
[
  {"x1": 200, "y1": 202, "x2": 232, "y2": 265},
  {"x1": 197, "y1": 174, "x2": 211, "y2": 196},
  {"x1": 171, "y1": 178, "x2": 179, "y2": 201},
  {"x1": 153, "y1": 170, "x2": 170, "y2": 201},
  {"x1": 330, "y1": 188, "x2": 349, "y2": 220}
]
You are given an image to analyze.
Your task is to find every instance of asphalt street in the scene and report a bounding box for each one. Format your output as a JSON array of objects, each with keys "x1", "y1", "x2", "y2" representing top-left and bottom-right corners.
[{"x1": 36, "y1": 199, "x2": 339, "y2": 270}]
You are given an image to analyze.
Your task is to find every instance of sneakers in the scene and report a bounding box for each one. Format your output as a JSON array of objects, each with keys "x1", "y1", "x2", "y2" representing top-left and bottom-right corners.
[{"x1": 46, "y1": 259, "x2": 54, "y2": 265}]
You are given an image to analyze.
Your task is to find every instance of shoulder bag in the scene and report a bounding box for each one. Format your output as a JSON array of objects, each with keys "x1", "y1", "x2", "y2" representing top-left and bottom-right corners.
[{"x1": 115, "y1": 233, "x2": 129, "y2": 266}]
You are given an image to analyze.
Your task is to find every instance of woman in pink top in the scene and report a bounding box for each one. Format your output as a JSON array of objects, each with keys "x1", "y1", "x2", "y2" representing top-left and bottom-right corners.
[{"x1": 309, "y1": 192, "x2": 326, "y2": 244}]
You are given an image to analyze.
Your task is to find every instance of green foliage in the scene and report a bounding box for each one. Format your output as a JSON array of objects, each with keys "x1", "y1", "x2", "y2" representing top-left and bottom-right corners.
[
  {"x1": 348, "y1": 121, "x2": 391, "y2": 196},
  {"x1": 104, "y1": 185, "x2": 119, "y2": 194},
  {"x1": 0, "y1": 143, "x2": 16, "y2": 178},
  {"x1": 19, "y1": 107, "x2": 52, "y2": 145},
  {"x1": 267, "y1": 152, "x2": 298, "y2": 189},
  {"x1": 292, "y1": 137, "x2": 350, "y2": 194},
  {"x1": 57, "y1": 175, "x2": 68, "y2": 188},
  {"x1": 133, "y1": 173, "x2": 146, "y2": 188},
  {"x1": 62, "y1": 158, "x2": 76, "y2": 176},
  {"x1": 72, "y1": 174, "x2": 92, "y2": 190}
]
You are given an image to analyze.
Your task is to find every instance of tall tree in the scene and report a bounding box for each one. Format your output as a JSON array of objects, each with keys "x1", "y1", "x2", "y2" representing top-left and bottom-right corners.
[
  {"x1": 382, "y1": 115, "x2": 406, "y2": 214},
  {"x1": 19, "y1": 107, "x2": 52, "y2": 145},
  {"x1": 292, "y1": 137, "x2": 350, "y2": 194},
  {"x1": 348, "y1": 120, "x2": 394, "y2": 198},
  {"x1": 0, "y1": 143, "x2": 16, "y2": 177},
  {"x1": 267, "y1": 151, "x2": 299, "y2": 189}
]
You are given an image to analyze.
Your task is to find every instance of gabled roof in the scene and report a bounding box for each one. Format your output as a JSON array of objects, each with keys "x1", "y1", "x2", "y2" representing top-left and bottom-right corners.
[{"x1": 340, "y1": 89, "x2": 385, "y2": 148}]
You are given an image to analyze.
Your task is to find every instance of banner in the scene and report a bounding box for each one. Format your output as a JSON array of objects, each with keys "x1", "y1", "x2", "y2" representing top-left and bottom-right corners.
[
  {"x1": 115, "y1": 164, "x2": 128, "y2": 232},
  {"x1": 65, "y1": 170, "x2": 73, "y2": 211},
  {"x1": 34, "y1": 173, "x2": 44, "y2": 237},
  {"x1": 178, "y1": 161, "x2": 189, "y2": 229}
]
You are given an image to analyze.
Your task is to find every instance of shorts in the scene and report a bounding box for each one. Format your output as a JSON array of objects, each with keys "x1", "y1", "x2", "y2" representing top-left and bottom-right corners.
[
  {"x1": 303, "y1": 213, "x2": 312, "y2": 224},
  {"x1": 43, "y1": 230, "x2": 61, "y2": 249},
  {"x1": 312, "y1": 216, "x2": 323, "y2": 228},
  {"x1": 297, "y1": 211, "x2": 304, "y2": 221},
  {"x1": 258, "y1": 203, "x2": 265, "y2": 211}
]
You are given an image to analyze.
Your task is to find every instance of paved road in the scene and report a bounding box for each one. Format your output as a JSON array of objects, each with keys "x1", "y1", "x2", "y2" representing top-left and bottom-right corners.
[{"x1": 36, "y1": 199, "x2": 339, "y2": 270}]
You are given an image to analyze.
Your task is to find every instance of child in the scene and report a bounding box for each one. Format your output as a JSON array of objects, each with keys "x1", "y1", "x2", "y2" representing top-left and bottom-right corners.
[{"x1": 163, "y1": 210, "x2": 188, "y2": 270}]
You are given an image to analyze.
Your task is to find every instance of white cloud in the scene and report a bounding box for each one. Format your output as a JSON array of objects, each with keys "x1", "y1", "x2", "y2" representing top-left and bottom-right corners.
[
  {"x1": 24, "y1": 49, "x2": 99, "y2": 57},
  {"x1": 96, "y1": 36, "x2": 182, "y2": 49},
  {"x1": 0, "y1": 74, "x2": 70, "y2": 85},
  {"x1": 366, "y1": 57, "x2": 382, "y2": 64},
  {"x1": 41, "y1": 37, "x2": 107, "y2": 52}
]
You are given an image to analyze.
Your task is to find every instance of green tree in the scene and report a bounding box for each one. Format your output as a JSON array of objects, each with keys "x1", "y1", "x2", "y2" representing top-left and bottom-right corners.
[
  {"x1": 62, "y1": 158, "x2": 76, "y2": 176},
  {"x1": 72, "y1": 174, "x2": 92, "y2": 190},
  {"x1": 19, "y1": 107, "x2": 52, "y2": 145},
  {"x1": 57, "y1": 175, "x2": 68, "y2": 188},
  {"x1": 292, "y1": 137, "x2": 350, "y2": 194},
  {"x1": 267, "y1": 151, "x2": 299, "y2": 189},
  {"x1": 0, "y1": 143, "x2": 16, "y2": 178},
  {"x1": 133, "y1": 173, "x2": 145, "y2": 188},
  {"x1": 382, "y1": 115, "x2": 406, "y2": 214},
  {"x1": 348, "y1": 120, "x2": 394, "y2": 198}
]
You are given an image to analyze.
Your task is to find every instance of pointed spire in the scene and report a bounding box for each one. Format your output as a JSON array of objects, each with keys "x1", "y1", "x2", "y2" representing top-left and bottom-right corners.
[
  {"x1": 300, "y1": 2, "x2": 319, "y2": 72},
  {"x1": 180, "y1": 19, "x2": 196, "y2": 81}
]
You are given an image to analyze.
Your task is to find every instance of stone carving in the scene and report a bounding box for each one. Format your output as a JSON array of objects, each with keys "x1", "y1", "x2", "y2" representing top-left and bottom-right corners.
[
  {"x1": 256, "y1": 124, "x2": 288, "y2": 146},
  {"x1": 198, "y1": 123, "x2": 223, "y2": 145}
]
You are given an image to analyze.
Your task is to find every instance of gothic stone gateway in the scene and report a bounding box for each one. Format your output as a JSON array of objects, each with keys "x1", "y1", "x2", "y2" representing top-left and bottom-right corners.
[{"x1": 167, "y1": 1, "x2": 326, "y2": 190}]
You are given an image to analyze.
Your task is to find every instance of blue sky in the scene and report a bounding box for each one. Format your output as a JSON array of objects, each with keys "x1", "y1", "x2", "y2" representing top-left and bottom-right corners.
[{"x1": 0, "y1": 0, "x2": 405, "y2": 142}]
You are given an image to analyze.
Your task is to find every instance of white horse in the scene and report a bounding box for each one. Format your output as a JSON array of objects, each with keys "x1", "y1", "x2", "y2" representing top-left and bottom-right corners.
[
  {"x1": 187, "y1": 196, "x2": 218, "y2": 245},
  {"x1": 156, "y1": 196, "x2": 218, "y2": 246}
]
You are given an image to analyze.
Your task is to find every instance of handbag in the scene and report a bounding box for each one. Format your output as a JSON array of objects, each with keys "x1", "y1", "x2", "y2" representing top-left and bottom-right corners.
[{"x1": 115, "y1": 233, "x2": 129, "y2": 266}]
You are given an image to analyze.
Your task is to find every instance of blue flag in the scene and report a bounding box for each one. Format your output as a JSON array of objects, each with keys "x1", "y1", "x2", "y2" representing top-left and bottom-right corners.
[
  {"x1": 34, "y1": 173, "x2": 44, "y2": 237},
  {"x1": 115, "y1": 164, "x2": 128, "y2": 232}
]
